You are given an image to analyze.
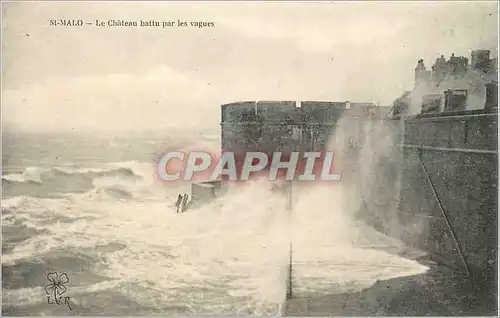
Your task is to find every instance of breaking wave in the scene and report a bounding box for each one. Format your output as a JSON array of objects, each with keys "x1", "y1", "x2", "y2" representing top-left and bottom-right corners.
[
  {"x1": 2, "y1": 162, "x2": 144, "y2": 184},
  {"x1": 2, "y1": 161, "x2": 155, "y2": 199}
]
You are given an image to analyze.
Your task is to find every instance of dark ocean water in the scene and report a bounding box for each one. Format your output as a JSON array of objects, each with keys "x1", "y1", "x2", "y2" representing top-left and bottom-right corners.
[{"x1": 2, "y1": 131, "x2": 428, "y2": 315}]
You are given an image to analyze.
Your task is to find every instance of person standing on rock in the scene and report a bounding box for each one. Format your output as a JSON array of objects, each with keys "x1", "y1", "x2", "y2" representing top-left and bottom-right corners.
[
  {"x1": 175, "y1": 194, "x2": 183, "y2": 213},
  {"x1": 181, "y1": 193, "x2": 189, "y2": 212}
]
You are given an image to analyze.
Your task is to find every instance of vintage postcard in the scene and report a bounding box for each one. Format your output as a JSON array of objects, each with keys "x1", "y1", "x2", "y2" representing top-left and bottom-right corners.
[{"x1": 2, "y1": 1, "x2": 498, "y2": 316}]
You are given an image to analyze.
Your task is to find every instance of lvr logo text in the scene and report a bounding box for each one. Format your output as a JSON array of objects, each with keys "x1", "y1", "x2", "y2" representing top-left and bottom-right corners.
[{"x1": 45, "y1": 272, "x2": 73, "y2": 310}]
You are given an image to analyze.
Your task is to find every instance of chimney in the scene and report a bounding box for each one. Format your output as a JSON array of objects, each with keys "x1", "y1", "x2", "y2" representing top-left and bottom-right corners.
[
  {"x1": 421, "y1": 94, "x2": 442, "y2": 114},
  {"x1": 471, "y1": 50, "x2": 491, "y2": 71},
  {"x1": 485, "y1": 83, "x2": 498, "y2": 109},
  {"x1": 444, "y1": 89, "x2": 468, "y2": 112}
]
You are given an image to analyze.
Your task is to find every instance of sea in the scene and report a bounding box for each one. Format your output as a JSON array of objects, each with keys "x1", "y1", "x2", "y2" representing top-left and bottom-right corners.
[{"x1": 2, "y1": 129, "x2": 428, "y2": 315}]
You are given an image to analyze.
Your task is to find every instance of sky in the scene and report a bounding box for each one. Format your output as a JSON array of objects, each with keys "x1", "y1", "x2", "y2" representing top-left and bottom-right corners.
[{"x1": 2, "y1": 1, "x2": 498, "y2": 133}]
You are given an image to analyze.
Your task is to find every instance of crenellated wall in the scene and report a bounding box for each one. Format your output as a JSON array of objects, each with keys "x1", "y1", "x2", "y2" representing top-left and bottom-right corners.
[{"x1": 220, "y1": 100, "x2": 384, "y2": 155}]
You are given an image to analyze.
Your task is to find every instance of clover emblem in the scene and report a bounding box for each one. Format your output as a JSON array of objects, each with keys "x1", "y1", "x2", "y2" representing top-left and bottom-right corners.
[{"x1": 45, "y1": 272, "x2": 69, "y2": 296}]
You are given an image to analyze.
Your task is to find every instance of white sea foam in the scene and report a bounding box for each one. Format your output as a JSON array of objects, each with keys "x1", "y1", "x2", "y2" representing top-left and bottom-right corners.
[
  {"x1": 3, "y1": 136, "x2": 428, "y2": 314},
  {"x1": 2, "y1": 195, "x2": 28, "y2": 209},
  {"x1": 2, "y1": 167, "x2": 46, "y2": 183}
]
